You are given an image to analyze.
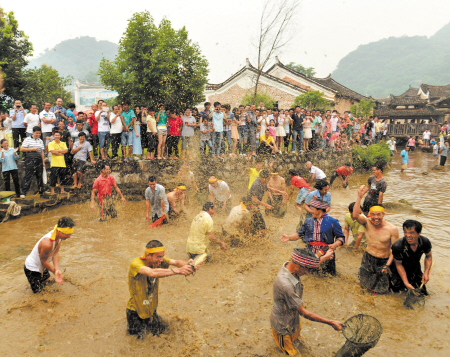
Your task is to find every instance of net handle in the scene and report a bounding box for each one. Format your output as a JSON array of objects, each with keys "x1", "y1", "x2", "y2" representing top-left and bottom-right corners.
[{"x1": 419, "y1": 260, "x2": 436, "y2": 289}]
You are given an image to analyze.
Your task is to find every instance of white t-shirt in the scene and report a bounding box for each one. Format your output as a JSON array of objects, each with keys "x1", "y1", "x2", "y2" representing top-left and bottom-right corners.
[
  {"x1": 109, "y1": 112, "x2": 123, "y2": 134},
  {"x1": 3, "y1": 117, "x2": 12, "y2": 134},
  {"x1": 433, "y1": 143, "x2": 439, "y2": 155},
  {"x1": 223, "y1": 205, "x2": 251, "y2": 234},
  {"x1": 208, "y1": 181, "x2": 231, "y2": 202},
  {"x1": 96, "y1": 110, "x2": 110, "y2": 133},
  {"x1": 181, "y1": 115, "x2": 196, "y2": 137},
  {"x1": 387, "y1": 139, "x2": 396, "y2": 151},
  {"x1": 423, "y1": 131, "x2": 430, "y2": 140},
  {"x1": 23, "y1": 113, "x2": 40, "y2": 134},
  {"x1": 40, "y1": 110, "x2": 56, "y2": 133},
  {"x1": 310, "y1": 165, "x2": 326, "y2": 180}
]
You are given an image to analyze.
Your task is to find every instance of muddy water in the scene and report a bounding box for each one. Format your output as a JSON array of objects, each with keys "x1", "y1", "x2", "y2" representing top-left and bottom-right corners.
[{"x1": 0, "y1": 150, "x2": 449, "y2": 357}]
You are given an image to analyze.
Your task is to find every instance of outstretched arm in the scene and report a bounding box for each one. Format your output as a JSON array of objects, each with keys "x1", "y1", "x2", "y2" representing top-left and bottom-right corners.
[
  {"x1": 353, "y1": 185, "x2": 369, "y2": 225},
  {"x1": 298, "y1": 305, "x2": 343, "y2": 331}
]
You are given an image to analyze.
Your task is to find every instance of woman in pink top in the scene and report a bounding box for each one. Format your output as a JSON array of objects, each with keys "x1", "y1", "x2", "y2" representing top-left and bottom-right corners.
[{"x1": 407, "y1": 136, "x2": 416, "y2": 151}]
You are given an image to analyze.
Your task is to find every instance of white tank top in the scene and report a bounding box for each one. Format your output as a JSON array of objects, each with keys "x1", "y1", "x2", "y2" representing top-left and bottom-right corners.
[{"x1": 25, "y1": 231, "x2": 61, "y2": 274}]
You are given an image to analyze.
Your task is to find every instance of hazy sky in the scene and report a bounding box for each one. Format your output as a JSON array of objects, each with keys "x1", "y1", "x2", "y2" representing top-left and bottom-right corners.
[{"x1": 3, "y1": 0, "x2": 450, "y2": 83}]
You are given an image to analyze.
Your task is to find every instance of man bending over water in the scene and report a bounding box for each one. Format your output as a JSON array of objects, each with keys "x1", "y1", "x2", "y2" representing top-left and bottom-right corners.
[
  {"x1": 353, "y1": 186, "x2": 399, "y2": 292},
  {"x1": 24, "y1": 216, "x2": 75, "y2": 293},
  {"x1": 166, "y1": 184, "x2": 186, "y2": 218}
]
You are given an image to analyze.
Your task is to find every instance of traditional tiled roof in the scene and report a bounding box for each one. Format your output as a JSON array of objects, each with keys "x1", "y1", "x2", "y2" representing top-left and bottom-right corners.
[
  {"x1": 266, "y1": 61, "x2": 369, "y2": 101},
  {"x1": 398, "y1": 86, "x2": 419, "y2": 97},
  {"x1": 420, "y1": 84, "x2": 450, "y2": 99},
  {"x1": 388, "y1": 95, "x2": 428, "y2": 106},
  {"x1": 205, "y1": 63, "x2": 308, "y2": 94},
  {"x1": 374, "y1": 106, "x2": 439, "y2": 118}
]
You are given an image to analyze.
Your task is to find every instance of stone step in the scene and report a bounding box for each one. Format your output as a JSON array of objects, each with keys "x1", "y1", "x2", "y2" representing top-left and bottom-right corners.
[{"x1": 14, "y1": 198, "x2": 35, "y2": 205}]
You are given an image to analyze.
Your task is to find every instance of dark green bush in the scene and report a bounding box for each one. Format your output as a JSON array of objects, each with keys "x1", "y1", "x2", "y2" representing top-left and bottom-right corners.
[{"x1": 352, "y1": 143, "x2": 391, "y2": 170}]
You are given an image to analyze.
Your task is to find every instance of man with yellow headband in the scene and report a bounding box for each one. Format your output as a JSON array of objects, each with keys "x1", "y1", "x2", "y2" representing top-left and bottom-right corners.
[
  {"x1": 208, "y1": 176, "x2": 231, "y2": 211},
  {"x1": 166, "y1": 183, "x2": 186, "y2": 218},
  {"x1": 127, "y1": 240, "x2": 195, "y2": 338},
  {"x1": 352, "y1": 186, "x2": 399, "y2": 293},
  {"x1": 24, "y1": 217, "x2": 75, "y2": 293}
]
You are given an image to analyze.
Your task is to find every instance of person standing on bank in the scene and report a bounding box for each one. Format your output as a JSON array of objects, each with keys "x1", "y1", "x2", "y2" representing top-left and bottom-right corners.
[
  {"x1": 71, "y1": 132, "x2": 96, "y2": 189},
  {"x1": 24, "y1": 216, "x2": 75, "y2": 293},
  {"x1": 280, "y1": 200, "x2": 345, "y2": 275},
  {"x1": 20, "y1": 126, "x2": 45, "y2": 197},
  {"x1": 121, "y1": 103, "x2": 136, "y2": 162},
  {"x1": 360, "y1": 164, "x2": 387, "y2": 215},
  {"x1": 48, "y1": 131, "x2": 68, "y2": 195},
  {"x1": 90, "y1": 163, "x2": 126, "y2": 221},
  {"x1": 9, "y1": 99, "x2": 27, "y2": 149},
  {"x1": 145, "y1": 176, "x2": 169, "y2": 224},
  {"x1": 390, "y1": 220, "x2": 433, "y2": 295},
  {"x1": 270, "y1": 248, "x2": 343, "y2": 356},
  {"x1": 0, "y1": 138, "x2": 21, "y2": 196},
  {"x1": 126, "y1": 240, "x2": 195, "y2": 338}
]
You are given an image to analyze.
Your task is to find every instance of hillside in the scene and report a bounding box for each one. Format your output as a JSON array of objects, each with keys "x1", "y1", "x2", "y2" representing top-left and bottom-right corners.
[
  {"x1": 28, "y1": 36, "x2": 118, "y2": 83},
  {"x1": 332, "y1": 22, "x2": 450, "y2": 98}
]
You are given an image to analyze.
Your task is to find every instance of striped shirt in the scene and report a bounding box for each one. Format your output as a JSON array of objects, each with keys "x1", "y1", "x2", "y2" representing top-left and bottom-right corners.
[
  {"x1": 22, "y1": 137, "x2": 45, "y2": 158},
  {"x1": 0, "y1": 148, "x2": 19, "y2": 172}
]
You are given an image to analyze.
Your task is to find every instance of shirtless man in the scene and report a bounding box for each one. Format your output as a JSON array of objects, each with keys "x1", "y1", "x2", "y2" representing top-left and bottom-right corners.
[
  {"x1": 352, "y1": 185, "x2": 399, "y2": 292},
  {"x1": 267, "y1": 169, "x2": 287, "y2": 218},
  {"x1": 166, "y1": 184, "x2": 186, "y2": 218}
]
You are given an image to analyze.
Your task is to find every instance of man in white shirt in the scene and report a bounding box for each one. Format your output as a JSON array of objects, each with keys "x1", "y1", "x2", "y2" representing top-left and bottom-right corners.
[
  {"x1": 23, "y1": 104, "x2": 40, "y2": 137},
  {"x1": 208, "y1": 176, "x2": 231, "y2": 211},
  {"x1": 109, "y1": 105, "x2": 123, "y2": 160},
  {"x1": 209, "y1": 102, "x2": 224, "y2": 157},
  {"x1": 306, "y1": 161, "x2": 327, "y2": 185},
  {"x1": 40, "y1": 102, "x2": 57, "y2": 154},
  {"x1": 96, "y1": 102, "x2": 111, "y2": 160},
  {"x1": 422, "y1": 130, "x2": 431, "y2": 147},
  {"x1": 387, "y1": 136, "x2": 397, "y2": 156}
]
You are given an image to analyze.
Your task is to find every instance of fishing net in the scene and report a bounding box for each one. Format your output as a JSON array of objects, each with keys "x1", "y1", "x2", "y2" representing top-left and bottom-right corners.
[
  {"x1": 336, "y1": 314, "x2": 383, "y2": 357},
  {"x1": 359, "y1": 265, "x2": 390, "y2": 294},
  {"x1": 403, "y1": 288, "x2": 425, "y2": 310}
]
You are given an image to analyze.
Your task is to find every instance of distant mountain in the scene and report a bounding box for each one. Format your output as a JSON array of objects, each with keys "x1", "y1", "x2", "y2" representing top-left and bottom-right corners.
[
  {"x1": 332, "y1": 22, "x2": 450, "y2": 98},
  {"x1": 28, "y1": 36, "x2": 118, "y2": 84}
]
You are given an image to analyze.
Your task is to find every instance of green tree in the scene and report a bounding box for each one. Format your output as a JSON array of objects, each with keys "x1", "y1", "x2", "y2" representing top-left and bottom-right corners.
[
  {"x1": 98, "y1": 11, "x2": 208, "y2": 110},
  {"x1": 293, "y1": 90, "x2": 331, "y2": 111},
  {"x1": 0, "y1": 8, "x2": 33, "y2": 110},
  {"x1": 286, "y1": 62, "x2": 316, "y2": 77},
  {"x1": 352, "y1": 142, "x2": 391, "y2": 170},
  {"x1": 350, "y1": 98, "x2": 375, "y2": 118},
  {"x1": 21, "y1": 64, "x2": 73, "y2": 109},
  {"x1": 241, "y1": 91, "x2": 276, "y2": 108}
]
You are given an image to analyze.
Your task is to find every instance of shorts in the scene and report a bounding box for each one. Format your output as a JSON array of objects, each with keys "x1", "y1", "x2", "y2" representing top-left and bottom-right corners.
[
  {"x1": 271, "y1": 322, "x2": 302, "y2": 356},
  {"x1": 424, "y1": 139, "x2": 429, "y2": 144},
  {"x1": 24, "y1": 265, "x2": 50, "y2": 294},
  {"x1": 434, "y1": 153, "x2": 438, "y2": 158},
  {"x1": 99, "y1": 195, "x2": 117, "y2": 220},
  {"x1": 126, "y1": 309, "x2": 166, "y2": 337},
  {"x1": 121, "y1": 131, "x2": 134, "y2": 147},
  {"x1": 42, "y1": 132, "x2": 52, "y2": 145},
  {"x1": 49, "y1": 166, "x2": 68, "y2": 187},
  {"x1": 401, "y1": 163, "x2": 407, "y2": 170},
  {"x1": 157, "y1": 128, "x2": 167, "y2": 136},
  {"x1": 182, "y1": 136, "x2": 192, "y2": 150},
  {"x1": 98, "y1": 131, "x2": 110, "y2": 149},
  {"x1": 359, "y1": 251, "x2": 389, "y2": 293},
  {"x1": 295, "y1": 187, "x2": 309, "y2": 204},
  {"x1": 73, "y1": 158, "x2": 87, "y2": 173}
]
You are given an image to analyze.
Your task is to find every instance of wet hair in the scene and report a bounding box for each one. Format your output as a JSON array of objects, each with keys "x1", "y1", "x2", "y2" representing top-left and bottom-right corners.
[
  {"x1": 148, "y1": 175, "x2": 156, "y2": 182},
  {"x1": 241, "y1": 196, "x2": 251, "y2": 205},
  {"x1": 99, "y1": 162, "x2": 110, "y2": 171},
  {"x1": 203, "y1": 202, "x2": 215, "y2": 211},
  {"x1": 403, "y1": 220, "x2": 422, "y2": 234},
  {"x1": 289, "y1": 169, "x2": 298, "y2": 176},
  {"x1": 374, "y1": 163, "x2": 384, "y2": 172},
  {"x1": 145, "y1": 240, "x2": 164, "y2": 254},
  {"x1": 57, "y1": 216, "x2": 75, "y2": 228},
  {"x1": 259, "y1": 169, "x2": 270, "y2": 179},
  {"x1": 33, "y1": 126, "x2": 42, "y2": 132},
  {"x1": 78, "y1": 132, "x2": 86, "y2": 138},
  {"x1": 348, "y1": 202, "x2": 361, "y2": 213},
  {"x1": 314, "y1": 179, "x2": 329, "y2": 190}
]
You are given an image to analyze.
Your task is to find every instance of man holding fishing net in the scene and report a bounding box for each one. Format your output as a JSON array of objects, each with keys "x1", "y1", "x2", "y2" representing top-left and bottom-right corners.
[
  {"x1": 127, "y1": 240, "x2": 197, "y2": 339},
  {"x1": 352, "y1": 186, "x2": 399, "y2": 293},
  {"x1": 390, "y1": 220, "x2": 432, "y2": 295},
  {"x1": 270, "y1": 248, "x2": 343, "y2": 356}
]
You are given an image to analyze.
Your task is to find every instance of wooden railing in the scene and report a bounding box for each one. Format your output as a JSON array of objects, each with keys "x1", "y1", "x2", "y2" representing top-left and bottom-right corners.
[{"x1": 387, "y1": 124, "x2": 440, "y2": 136}]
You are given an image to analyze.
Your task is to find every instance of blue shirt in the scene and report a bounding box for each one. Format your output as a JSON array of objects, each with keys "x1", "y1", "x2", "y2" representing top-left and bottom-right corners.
[
  {"x1": 50, "y1": 106, "x2": 68, "y2": 127},
  {"x1": 122, "y1": 110, "x2": 136, "y2": 131},
  {"x1": 9, "y1": 109, "x2": 26, "y2": 129},
  {"x1": 401, "y1": 149, "x2": 409, "y2": 163},
  {"x1": 67, "y1": 110, "x2": 76, "y2": 125},
  {"x1": 304, "y1": 189, "x2": 331, "y2": 219},
  {"x1": 0, "y1": 148, "x2": 19, "y2": 172},
  {"x1": 212, "y1": 111, "x2": 224, "y2": 132},
  {"x1": 297, "y1": 215, "x2": 345, "y2": 246}
]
